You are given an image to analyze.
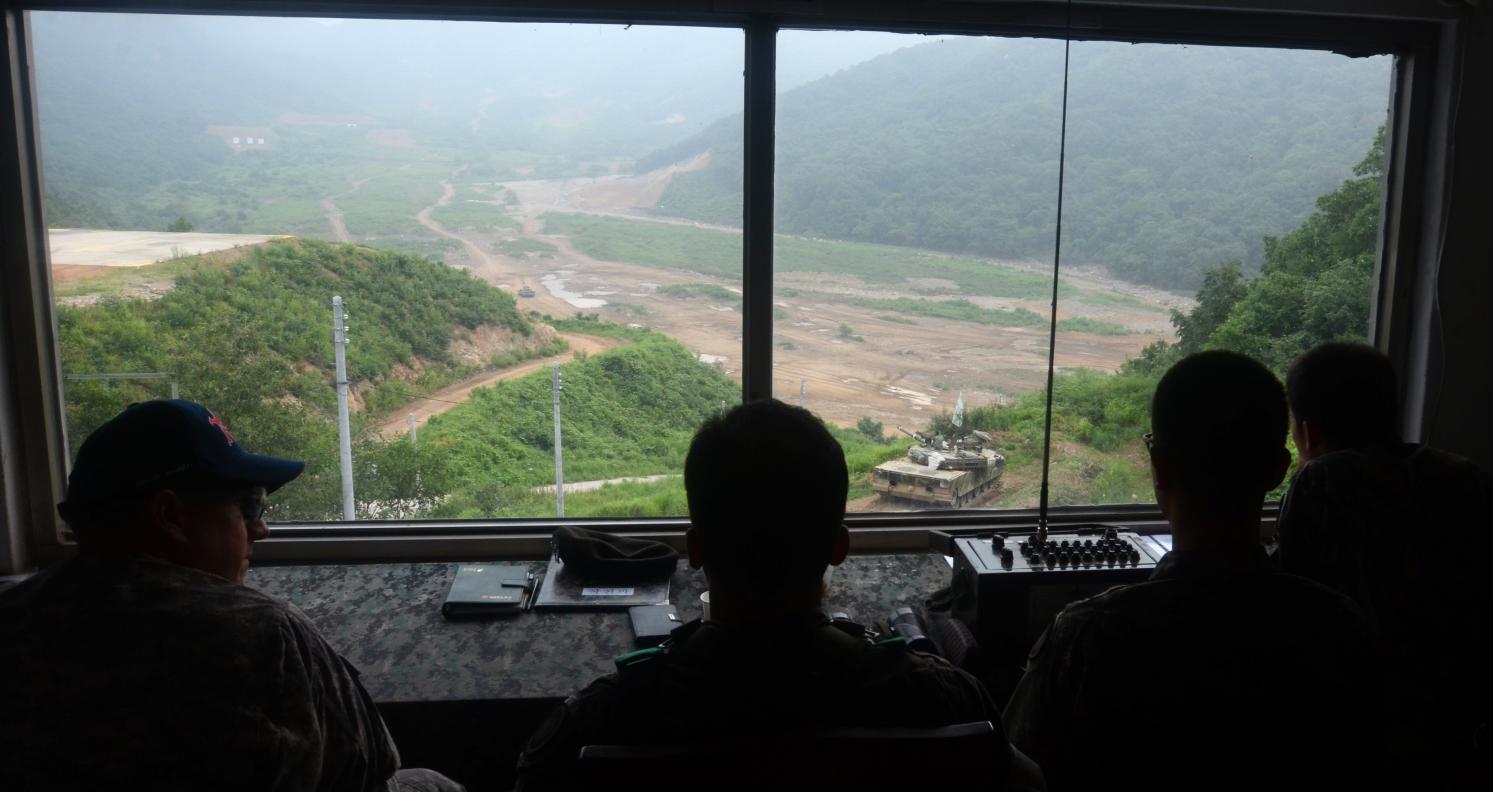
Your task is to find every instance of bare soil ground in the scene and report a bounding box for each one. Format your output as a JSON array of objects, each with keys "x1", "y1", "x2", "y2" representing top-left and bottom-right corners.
[
  {"x1": 47, "y1": 229, "x2": 287, "y2": 268},
  {"x1": 374, "y1": 331, "x2": 624, "y2": 439},
  {"x1": 321, "y1": 177, "x2": 369, "y2": 243},
  {"x1": 481, "y1": 165, "x2": 1180, "y2": 431}
]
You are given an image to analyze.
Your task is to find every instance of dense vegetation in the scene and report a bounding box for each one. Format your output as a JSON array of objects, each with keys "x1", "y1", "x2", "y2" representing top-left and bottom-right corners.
[
  {"x1": 927, "y1": 128, "x2": 1386, "y2": 506},
  {"x1": 397, "y1": 332, "x2": 740, "y2": 517},
  {"x1": 644, "y1": 37, "x2": 1388, "y2": 291},
  {"x1": 58, "y1": 239, "x2": 536, "y2": 518}
]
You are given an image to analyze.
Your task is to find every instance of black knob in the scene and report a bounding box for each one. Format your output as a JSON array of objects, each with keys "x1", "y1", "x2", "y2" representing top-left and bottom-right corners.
[{"x1": 1000, "y1": 547, "x2": 1014, "y2": 566}]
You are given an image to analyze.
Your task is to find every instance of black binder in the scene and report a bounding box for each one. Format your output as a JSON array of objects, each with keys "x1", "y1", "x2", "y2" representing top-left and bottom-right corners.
[{"x1": 441, "y1": 564, "x2": 530, "y2": 619}]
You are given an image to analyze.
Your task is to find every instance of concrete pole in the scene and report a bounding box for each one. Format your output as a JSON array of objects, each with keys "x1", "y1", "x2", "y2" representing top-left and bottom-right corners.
[
  {"x1": 552, "y1": 363, "x2": 564, "y2": 518},
  {"x1": 333, "y1": 296, "x2": 355, "y2": 521},
  {"x1": 408, "y1": 413, "x2": 417, "y2": 448},
  {"x1": 799, "y1": 377, "x2": 806, "y2": 408}
]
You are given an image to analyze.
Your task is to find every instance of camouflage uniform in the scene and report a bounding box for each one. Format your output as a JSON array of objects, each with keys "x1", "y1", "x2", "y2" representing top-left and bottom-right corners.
[
  {"x1": 0, "y1": 553, "x2": 419, "y2": 792},
  {"x1": 1278, "y1": 443, "x2": 1493, "y2": 786},
  {"x1": 1003, "y1": 548, "x2": 1383, "y2": 792},
  {"x1": 516, "y1": 612, "x2": 1012, "y2": 791}
]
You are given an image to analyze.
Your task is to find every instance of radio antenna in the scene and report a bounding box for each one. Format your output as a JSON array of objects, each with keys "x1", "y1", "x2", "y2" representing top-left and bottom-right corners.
[{"x1": 1036, "y1": 0, "x2": 1074, "y2": 546}]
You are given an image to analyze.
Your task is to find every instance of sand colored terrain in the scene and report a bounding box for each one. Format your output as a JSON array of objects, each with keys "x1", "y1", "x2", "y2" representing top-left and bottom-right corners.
[{"x1": 48, "y1": 229, "x2": 287, "y2": 268}]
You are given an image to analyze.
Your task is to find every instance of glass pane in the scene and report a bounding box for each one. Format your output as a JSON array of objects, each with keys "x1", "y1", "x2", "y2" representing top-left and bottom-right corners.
[
  {"x1": 1052, "y1": 42, "x2": 1392, "y2": 506},
  {"x1": 768, "y1": 31, "x2": 1067, "y2": 512},
  {"x1": 37, "y1": 12, "x2": 746, "y2": 521}
]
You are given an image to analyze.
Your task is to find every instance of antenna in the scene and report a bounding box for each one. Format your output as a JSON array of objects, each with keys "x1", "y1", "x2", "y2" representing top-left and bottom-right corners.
[{"x1": 1036, "y1": 0, "x2": 1074, "y2": 546}]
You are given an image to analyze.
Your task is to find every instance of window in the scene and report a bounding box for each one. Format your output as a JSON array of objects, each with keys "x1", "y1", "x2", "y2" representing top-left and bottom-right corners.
[
  {"x1": 0, "y1": 1, "x2": 1443, "y2": 562},
  {"x1": 37, "y1": 13, "x2": 744, "y2": 522}
]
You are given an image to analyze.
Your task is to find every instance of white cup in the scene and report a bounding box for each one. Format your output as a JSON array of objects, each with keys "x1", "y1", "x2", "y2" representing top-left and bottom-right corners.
[{"x1": 700, "y1": 590, "x2": 711, "y2": 620}]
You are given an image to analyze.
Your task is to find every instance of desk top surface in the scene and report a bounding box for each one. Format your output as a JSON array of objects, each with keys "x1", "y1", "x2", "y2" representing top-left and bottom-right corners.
[{"x1": 247, "y1": 553, "x2": 953, "y2": 704}]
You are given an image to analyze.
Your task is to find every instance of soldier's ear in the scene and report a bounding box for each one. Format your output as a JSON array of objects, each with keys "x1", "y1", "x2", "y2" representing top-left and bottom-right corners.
[
  {"x1": 146, "y1": 489, "x2": 191, "y2": 545},
  {"x1": 685, "y1": 526, "x2": 704, "y2": 569},
  {"x1": 829, "y1": 523, "x2": 849, "y2": 566}
]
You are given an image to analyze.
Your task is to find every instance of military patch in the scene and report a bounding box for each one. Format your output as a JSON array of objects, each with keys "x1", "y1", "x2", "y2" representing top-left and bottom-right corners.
[{"x1": 614, "y1": 646, "x2": 663, "y2": 671}]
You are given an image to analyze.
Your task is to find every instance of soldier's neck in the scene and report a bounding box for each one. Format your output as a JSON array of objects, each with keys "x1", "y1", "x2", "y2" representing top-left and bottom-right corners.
[
  {"x1": 1166, "y1": 500, "x2": 1264, "y2": 553},
  {"x1": 706, "y1": 585, "x2": 824, "y2": 625}
]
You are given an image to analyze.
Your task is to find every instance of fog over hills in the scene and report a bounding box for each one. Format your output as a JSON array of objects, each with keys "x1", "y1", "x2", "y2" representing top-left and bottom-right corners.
[{"x1": 645, "y1": 36, "x2": 1390, "y2": 291}]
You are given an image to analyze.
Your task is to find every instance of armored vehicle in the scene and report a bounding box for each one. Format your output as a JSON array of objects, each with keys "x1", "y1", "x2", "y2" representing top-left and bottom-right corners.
[
  {"x1": 518, "y1": 284, "x2": 536, "y2": 298},
  {"x1": 872, "y1": 427, "x2": 1005, "y2": 509}
]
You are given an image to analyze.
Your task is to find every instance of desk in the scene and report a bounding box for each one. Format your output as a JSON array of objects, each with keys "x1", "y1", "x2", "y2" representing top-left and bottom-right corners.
[
  {"x1": 248, "y1": 553, "x2": 954, "y2": 704},
  {"x1": 247, "y1": 554, "x2": 954, "y2": 791}
]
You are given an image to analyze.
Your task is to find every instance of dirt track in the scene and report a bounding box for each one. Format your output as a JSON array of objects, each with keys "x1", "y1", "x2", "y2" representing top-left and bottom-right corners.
[
  {"x1": 376, "y1": 332, "x2": 624, "y2": 439},
  {"x1": 481, "y1": 166, "x2": 1180, "y2": 429},
  {"x1": 321, "y1": 178, "x2": 369, "y2": 243}
]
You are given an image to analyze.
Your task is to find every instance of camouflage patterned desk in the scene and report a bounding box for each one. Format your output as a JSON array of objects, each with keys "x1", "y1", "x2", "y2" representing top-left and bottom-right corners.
[{"x1": 248, "y1": 553, "x2": 953, "y2": 703}]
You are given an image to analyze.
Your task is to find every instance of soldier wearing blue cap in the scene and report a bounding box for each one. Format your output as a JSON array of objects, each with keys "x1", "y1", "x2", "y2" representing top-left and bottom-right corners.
[{"x1": 0, "y1": 401, "x2": 463, "y2": 792}]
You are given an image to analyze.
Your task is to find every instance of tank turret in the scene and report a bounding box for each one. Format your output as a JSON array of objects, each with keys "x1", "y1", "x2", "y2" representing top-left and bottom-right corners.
[{"x1": 873, "y1": 423, "x2": 1005, "y2": 509}]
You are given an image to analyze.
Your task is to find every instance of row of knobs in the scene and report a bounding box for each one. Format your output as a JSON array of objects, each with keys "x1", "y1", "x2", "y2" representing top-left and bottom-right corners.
[{"x1": 1018, "y1": 536, "x2": 1140, "y2": 567}]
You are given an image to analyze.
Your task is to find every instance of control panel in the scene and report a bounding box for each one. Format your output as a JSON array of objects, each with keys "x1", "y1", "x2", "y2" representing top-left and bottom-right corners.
[{"x1": 950, "y1": 526, "x2": 1170, "y2": 671}]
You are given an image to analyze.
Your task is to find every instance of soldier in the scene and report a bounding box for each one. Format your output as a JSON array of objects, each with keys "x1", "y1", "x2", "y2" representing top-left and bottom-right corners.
[
  {"x1": 1278, "y1": 342, "x2": 1493, "y2": 789},
  {"x1": 517, "y1": 399, "x2": 1042, "y2": 791},
  {"x1": 1003, "y1": 352, "x2": 1383, "y2": 792},
  {"x1": 0, "y1": 400, "x2": 462, "y2": 792}
]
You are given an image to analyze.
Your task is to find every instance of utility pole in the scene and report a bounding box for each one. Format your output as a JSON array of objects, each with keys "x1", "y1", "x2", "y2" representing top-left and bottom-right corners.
[
  {"x1": 799, "y1": 377, "x2": 806, "y2": 408},
  {"x1": 552, "y1": 363, "x2": 564, "y2": 518},
  {"x1": 332, "y1": 296, "x2": 355, "y2": 521},
  {"x1": 408, "y1": 413, "x2": 417, "y2": 448}
]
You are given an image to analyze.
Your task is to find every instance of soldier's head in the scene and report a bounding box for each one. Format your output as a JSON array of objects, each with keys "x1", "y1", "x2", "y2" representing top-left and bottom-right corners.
[
  {"x1": 57, "y1": 400, "x2": 304, "y2": 584},
  {"x1": 684, "y1": 399, "x2": 849, "y2": 615},
  {"x1": 1148, "y1": 352, "x2": 1291, "y2": 540},
  {"x1": 1286, "y1": 342, "x2": 1399, "y2": 465}
]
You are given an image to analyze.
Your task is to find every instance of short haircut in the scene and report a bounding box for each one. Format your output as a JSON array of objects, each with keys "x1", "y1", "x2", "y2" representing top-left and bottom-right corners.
[
  {"x1": 684, "y1": 399, "x2": 848, "y2": 593},
  {"x1": 1286, "y1": 342, "x2": 1399, "y2": 449},
  {"x1": 1151, "y1": 351, "x2": 1288, "y2": 509}
]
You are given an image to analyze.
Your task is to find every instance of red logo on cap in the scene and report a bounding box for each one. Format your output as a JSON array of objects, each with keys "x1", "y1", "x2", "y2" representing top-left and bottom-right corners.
[{"x1": 208, "y1": 414, "x2": 236, "y2": 446}]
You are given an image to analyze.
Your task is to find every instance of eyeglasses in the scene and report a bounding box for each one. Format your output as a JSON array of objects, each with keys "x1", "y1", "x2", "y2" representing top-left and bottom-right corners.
[
  {"x1": 240, "y1": 487, "x2": 268, "y2": 524},
  {"x1": 1142, "y1": 432, "x2": 1157, "y2": 451}
]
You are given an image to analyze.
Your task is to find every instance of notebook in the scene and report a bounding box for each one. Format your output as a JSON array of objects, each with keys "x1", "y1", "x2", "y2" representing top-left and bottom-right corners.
[
  {"x1": 441, "y1": 563, "x2": 531, "y2": 619},
  {"x1": 531, "y1": 556, "x2": 671, "y2": 611}
]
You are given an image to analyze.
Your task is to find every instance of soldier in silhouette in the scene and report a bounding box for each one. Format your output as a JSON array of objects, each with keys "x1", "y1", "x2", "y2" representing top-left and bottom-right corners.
[
  {"x1": 1004, "y1": 352, "x2": 1382, "y2": 792},
  {"x1": 517, "y1": 399, "x2": 1042, "y2": 791},
  {"x1": 1278, "y1": 342, "x2": 1493, "y2": 790}
]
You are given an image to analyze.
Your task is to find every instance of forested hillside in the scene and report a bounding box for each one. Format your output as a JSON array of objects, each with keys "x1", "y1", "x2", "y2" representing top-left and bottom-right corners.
[
  {"x1": 645, "y1": 37, "x2": 1388, "y2": 291},
  {"x1": 57, "y1": 239, "x2": 544, "y2": 518},
  {"x1": 936, "y1": 127, "x2": 1386, "y2": 506}
]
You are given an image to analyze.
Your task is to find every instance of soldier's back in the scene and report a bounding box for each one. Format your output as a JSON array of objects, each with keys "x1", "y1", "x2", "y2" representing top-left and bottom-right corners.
[{"x1": 517, "y1": 615, "x2": 1009, "y2": 791}]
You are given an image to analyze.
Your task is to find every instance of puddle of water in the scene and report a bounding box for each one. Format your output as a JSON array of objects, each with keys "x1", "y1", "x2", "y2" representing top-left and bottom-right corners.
[
  {"x1": 541, "y1": 273, "x2": 607, "y2": 308},
  {"x1": 698, "y1": 353, "x2": 728, "y2": 365}
]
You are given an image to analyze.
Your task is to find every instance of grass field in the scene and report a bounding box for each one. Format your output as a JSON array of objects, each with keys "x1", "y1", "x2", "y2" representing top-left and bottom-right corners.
[{"x1": 541, "y1": 213, "x2": 1073, "y2": 300}]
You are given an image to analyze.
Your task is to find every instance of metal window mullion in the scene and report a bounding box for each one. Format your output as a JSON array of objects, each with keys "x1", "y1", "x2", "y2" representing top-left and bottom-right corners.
[
  {"x1": 741, "y1": 19, "x2": 775, "y2": 404},
  {"x1": 0, "y1": 10, "x2": 69, "y2": 574}
]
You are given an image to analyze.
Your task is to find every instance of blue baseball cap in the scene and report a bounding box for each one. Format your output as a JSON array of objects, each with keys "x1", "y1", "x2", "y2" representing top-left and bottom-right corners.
[{"x1": 60, "y1": 400, "x2": 305, "y2": 513}]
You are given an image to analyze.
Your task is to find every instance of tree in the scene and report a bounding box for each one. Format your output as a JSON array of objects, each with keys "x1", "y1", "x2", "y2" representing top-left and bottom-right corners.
[
  {"x1": 1172, "y1": 261, "x2": 1246, "y2": 356},
  {"x1": 166, "y1": 216, "x2": 194, "y2": 232},
  {"x1": 856, "y1": 416, "x2": 885, "y2": 442}
]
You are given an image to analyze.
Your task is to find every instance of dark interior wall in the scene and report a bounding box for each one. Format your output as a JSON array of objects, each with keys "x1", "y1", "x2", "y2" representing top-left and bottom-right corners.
[{"x1": 1421, "y1": 6, "x2": 1493, "y2": 468}]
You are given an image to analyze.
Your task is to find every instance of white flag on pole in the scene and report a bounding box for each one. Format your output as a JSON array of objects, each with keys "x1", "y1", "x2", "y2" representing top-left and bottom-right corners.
[{"x1": 953, "y1": 390, "x2": 966, "y2": 428}]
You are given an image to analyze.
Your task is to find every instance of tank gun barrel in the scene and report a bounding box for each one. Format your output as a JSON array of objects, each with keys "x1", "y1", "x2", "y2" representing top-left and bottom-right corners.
[{"x1": 896, "y1": 426, "x2": 934, "y2": 445}]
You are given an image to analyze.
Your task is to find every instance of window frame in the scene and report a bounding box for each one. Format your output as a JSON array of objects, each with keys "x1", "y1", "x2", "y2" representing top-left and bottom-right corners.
[{"x1": 0, "y1": 0, "x2": 1448, "y2": 568}]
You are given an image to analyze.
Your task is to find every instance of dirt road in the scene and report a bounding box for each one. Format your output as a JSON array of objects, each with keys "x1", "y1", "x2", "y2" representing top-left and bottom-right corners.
[
  {"x1": 320, "y1": 178, "x2": 369, "y2": 243},
  {"x1": 532, "y1": 473, "x2": 678, "y2": 495},
  {"x1": 376, "y1": 332, "x2": 624, "y2": 439}
]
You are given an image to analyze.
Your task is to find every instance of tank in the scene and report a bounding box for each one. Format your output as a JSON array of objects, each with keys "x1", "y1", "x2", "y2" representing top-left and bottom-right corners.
[
  {"x1": 872, "y1": 426, "x2": 1005, "y2": 509},
  {"x1": 517, "y1": 284, "x2": 535, "y2": 298}
]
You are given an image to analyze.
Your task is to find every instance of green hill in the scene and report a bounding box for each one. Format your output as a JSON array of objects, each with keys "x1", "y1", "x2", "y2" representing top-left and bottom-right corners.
[
  {"x1": 643, "y1": 37, "x2": 1389, "y2": 291},
  {"x1": 57, "y1": 238, "x2": 539, "y2": 519}
]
